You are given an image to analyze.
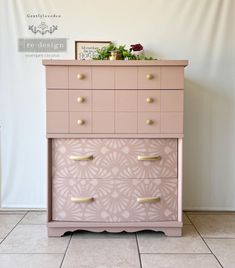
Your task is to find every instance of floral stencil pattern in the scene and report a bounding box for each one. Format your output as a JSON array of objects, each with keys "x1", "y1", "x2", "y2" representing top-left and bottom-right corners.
[
  {"x1": 53, "y1": 178, "x2": 177, "y2": 222},
  {"x1": 52, "y1": 139, "x2": 177, "y2": 179}
]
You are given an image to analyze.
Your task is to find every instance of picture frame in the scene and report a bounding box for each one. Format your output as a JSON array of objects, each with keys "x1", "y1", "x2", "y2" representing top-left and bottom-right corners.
[{"x1": 75, "y1": 41, "x2": 111, "y2": 60}]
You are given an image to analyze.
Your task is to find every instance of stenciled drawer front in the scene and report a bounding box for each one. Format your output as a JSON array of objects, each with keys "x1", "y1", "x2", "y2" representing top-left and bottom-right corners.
[
  {"x1": 69, "y1": 67, "x2": 91, "y2": 89},
  {"x1": 52, "y1": 139, "x2": 177, "y2": 179},
  {"x1": 52, "y1": 178, "x2": 177, "y2": 222}
]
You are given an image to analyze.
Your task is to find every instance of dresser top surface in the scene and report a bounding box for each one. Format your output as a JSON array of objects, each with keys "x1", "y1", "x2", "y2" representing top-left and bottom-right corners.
[{"x1": 42, "y1": 59, "x2": 188, "y2": 67}]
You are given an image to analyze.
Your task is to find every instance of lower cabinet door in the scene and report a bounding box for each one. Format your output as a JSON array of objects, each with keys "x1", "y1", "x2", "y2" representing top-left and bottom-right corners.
[{"x1": 52, "y1": 178, "x2": 177, "y2": 222}]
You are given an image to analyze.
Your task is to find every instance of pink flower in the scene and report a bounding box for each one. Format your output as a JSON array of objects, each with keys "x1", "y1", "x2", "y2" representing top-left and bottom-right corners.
[{"x1": 130, "y1": 44, "x2": 144, "y2": 52}]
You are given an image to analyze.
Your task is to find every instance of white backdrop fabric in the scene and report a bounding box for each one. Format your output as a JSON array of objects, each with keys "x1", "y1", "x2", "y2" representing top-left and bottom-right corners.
[{"x1": 0, "y1": 0, "x2": 234, "y2": 209}]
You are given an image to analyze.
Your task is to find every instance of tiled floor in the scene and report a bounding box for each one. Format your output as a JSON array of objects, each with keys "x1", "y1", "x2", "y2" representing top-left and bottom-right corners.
[{"x1": 0, "y1": 211, "x2": 234, "y2": 267}]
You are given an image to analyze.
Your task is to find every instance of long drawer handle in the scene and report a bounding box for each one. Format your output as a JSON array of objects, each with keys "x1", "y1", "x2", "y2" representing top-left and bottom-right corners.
[
  {"x1": 137, "y1": 155, "x2": 161, "y2": 161},
  {"x1": 71, "y1": 197, "x2": 94, "y2": 203},
  {"x1": 137, "y1": 197, "x2": 161, "y2": 203},
  {"x1": 70, "y1": 155, "x2": 93, "y2": 161}
]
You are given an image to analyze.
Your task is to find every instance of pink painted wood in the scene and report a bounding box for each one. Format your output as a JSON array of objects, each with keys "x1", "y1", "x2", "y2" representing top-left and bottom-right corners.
[
  {"x1": 115, "y1": 90, "x2": 137, "y2": 111},
  {"x1": 47, "y1": 90, "x2": 68, "y2": 111},
  {"x1": 47, "y1": 112, "x2": 68, "y2": 133},
  {"x1": 138, "y1": 90, "x2": 161, "y2": 111},
  {"x1": 69, "y1": 90, "x2": 92, "y2": 111},
  {"x1": 161, "y1": 90, "x2": 184, "y2": 111},
  {"x1": 115, "y1": 67, "x2": 138, "y2": 89},
  {"x1": 92, "y1": 90, "x2": 114, "y2": 111},
  {"x1": 92, "y1": 67, "x2": 115, "y2": 89},
  {"x1": 161, "y1": 112, "x2": 183, "y2": 133},
  {"x1": 46, "y1": 66, "x2": 68, "y2": 89},
  {"x1": 161, "y1": 67, "x2": 184, "y2": 89},
  {"x1": 138, "y1": 112, "x2": 161, "y2": 133},
  {"x1": 69, "y1": 66, "x2": 91, "y2": 89},
  {"x1": 69, "y1": 112, "x2": 92, "y2": 133},
  {"x1": 93, "y1": 112, "x2": 115, "y2": 133},
  {"x1": 115, "y1": 112, "x2": 137, "y2": 133},
  {"x1": 138, "y1": 67, "x2": 161, "y2": 89},
  {"x1": 52, "y1": 138, "x2": 177, "y2": 179},
  {"x1": 52, "y1": 178, "x2": 178, "y2": 222}
]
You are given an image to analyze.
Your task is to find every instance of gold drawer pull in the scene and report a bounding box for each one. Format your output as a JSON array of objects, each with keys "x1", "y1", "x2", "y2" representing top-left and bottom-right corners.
[
  {"x1": 71, "y1": 197, "x2": 94, "y2": 203},
  {"x1": 77, "y1": 73, "x2": 85, "y2": 80},
  {"x1": 146, "y1": 119, "x2": 154, "y2": 125},
  {"x1": 77, "y1": 96, "x2": 85, "y2": 103},
  {"x1": 77, "y1": 119, "x2": 85, "y2": 125},
  {"x1": 146, "y1": 97, "x2": 154, "y2": 103},
  {"x1": 70, "y1": 155, "x2": 94, "y2": 161},
  {"x1": 138, "y1": 155, "x2": 161, "y2": 161},
  {"x1": 137, "y1": 197, "x2": 160, "y2": 203},
  {"x1": 146, "y1": 74, "x2": 154, "y2": 80}
]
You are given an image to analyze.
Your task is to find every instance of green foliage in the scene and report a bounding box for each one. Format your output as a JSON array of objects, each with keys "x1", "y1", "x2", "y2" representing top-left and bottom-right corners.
[{"x1": 93, "y1": 43, "x2": 156, "y2": 60}]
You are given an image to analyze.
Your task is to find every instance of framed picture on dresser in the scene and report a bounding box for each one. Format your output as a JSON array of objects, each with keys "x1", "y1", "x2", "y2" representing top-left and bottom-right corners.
[{"x1": 75, "y1": 40, "x2": 111, "y2": 60}]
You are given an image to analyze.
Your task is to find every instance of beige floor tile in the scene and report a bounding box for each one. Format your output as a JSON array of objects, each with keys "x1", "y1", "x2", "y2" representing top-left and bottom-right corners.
[
  {"x1": 0, "y1": 225, "x2": 70, "y2": 253},
  {"x1": 62, "y1": 233, "x2": 140, "y2": 268},
  {"x1": 0, "y1": 254, "x2": 63, "y2": 268},
  {"x1": 20, "y1": 211, "x2": 47, "y2": 225},
  {"x1": 0, "y1": 214, "x2": 25, "y2": 239},
  {"x1": 137, "y1": 225, "x2": 210, "y2": 253},
  {"x1": 205, "y1": 238, "x2": 235, "y2": 267},
  {"x1": 188, "y1": 214, "x2": 235, "y2": 238},
  {"x1": 141, "y1": 253, "x2": 221, "y2": 268},
  {"x1": 183, "y1": 213, "x2": 191, "y2": 224}
]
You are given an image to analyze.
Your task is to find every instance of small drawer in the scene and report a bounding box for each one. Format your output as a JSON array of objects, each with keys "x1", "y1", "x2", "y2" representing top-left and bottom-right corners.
[
  {"x1": 161, "y1": 67, "x2": 184, "y2": 89},
  {"x1": 47, "y1": 112, "x2": 68, "y2": 133},
  {"x1": 138, "y1": 112, "x2": 161, "y2": 133},
  {"x1": 47, "y1": 90, "x2": 68, "y2": 111},
  {"x1": 115, "y1": 67, "x2": 137, "y2": 89},
  {"x1": 93, "y1": 112, "x2": 114, "y2": 133},
  {"x1": 69, "y1": 67, "x2": 91, "y2": 89},
  {"x1": 138, "y1": 90, "x2": 160, "y2": 112},
  {"x1": 161, "y1": 112, "x2": 183, "y2": 133},
  {"x1": 46, "y1": 66, "x2": 68, "y2": 89},
  {"x1": 93, "y1": 90, "x2": 114, "y2": 111},
  {"x1": 69, "y1": 90, "x2": 92, "y2": 111},
  {"x1": 52, "y1": 138, "x2": 177, "y2": 179},
  {"x1": 92, "y1": 67, "x2": 115, "y2": 89},
  {"x1": 115, "y1": 112, "x2": 137, "y2": 133},
  {"x1": 161, "y1": 90, "x2": 184, "y2": 111},
  {"x1": 115, "y1": 90, "x2": 137, "y2": 111},
  {"x1": 69, "y1": 112, "x2": 92, "y2": 133},
  {"x1": 138, "y1": 67, "x2": 161, "y2": 89},
  {"x1": 52, "y1": 177, "x2": 177, "y2": 222}
]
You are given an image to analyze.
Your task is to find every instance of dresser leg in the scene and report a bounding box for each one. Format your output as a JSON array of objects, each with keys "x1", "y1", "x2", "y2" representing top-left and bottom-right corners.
[{"x1": 162, "y1": 227, "x2": 182, "y2": 237}]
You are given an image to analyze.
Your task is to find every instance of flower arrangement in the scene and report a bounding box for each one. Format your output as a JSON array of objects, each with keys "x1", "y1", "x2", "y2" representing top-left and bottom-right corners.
[{"x1": 93, "y1": 43, "x2": 155, "y2": 60}]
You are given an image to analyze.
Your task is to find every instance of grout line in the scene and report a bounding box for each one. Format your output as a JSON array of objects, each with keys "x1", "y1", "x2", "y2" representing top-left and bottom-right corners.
[
  {"x1": 0, "y1": 211, "x2": 29, "y2": 245},
  {"x1": 135, "y1": 233, "x2": 143, "y2": 268},
  {"x1": 187, "y1": 214, "x2": 224, "y2": 268},
  {"x1": 59, "y1": 233, "x2": 72, "y2": 268},
  {"x1": 140, "y1": 252, "x2": 212, "y2": 255}
]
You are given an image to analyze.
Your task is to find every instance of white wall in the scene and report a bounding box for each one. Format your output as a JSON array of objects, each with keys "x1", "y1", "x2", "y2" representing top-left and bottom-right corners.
[{"x1": 0, "y1": 0, "x2": 234, "y2": 210}]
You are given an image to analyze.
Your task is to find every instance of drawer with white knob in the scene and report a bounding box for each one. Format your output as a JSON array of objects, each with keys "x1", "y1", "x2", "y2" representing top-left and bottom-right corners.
[
  {"x1": 52, "y1": 177, "x2": 178, "y2": 222},
  {"x1": 138, "y1": 112, "x2": 161, "y2": 133}
]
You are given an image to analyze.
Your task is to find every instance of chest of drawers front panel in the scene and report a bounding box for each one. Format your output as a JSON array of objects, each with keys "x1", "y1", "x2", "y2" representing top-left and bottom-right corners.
[{"x1": 44, "y1": 60, "x2": 187, "y2": 236}]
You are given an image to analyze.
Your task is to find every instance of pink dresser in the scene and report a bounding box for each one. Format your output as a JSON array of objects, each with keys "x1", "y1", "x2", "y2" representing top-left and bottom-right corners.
[{"x1": 43, "y1": 60, "x2": 188, "y2": 236}]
